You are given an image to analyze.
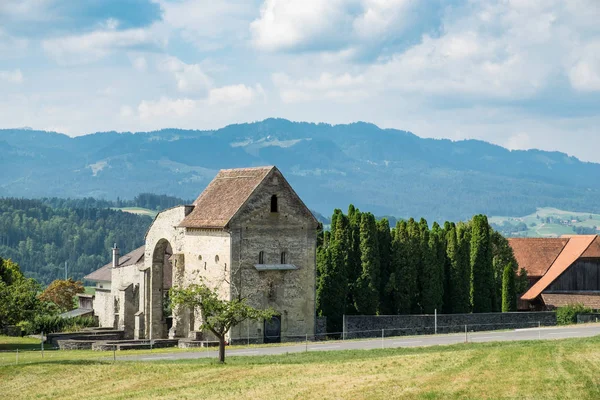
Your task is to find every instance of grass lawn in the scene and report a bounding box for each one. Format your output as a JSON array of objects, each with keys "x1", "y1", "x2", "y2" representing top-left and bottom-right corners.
[{"x1": 1, "y1": 336, "x2": 600, "y2": 399}]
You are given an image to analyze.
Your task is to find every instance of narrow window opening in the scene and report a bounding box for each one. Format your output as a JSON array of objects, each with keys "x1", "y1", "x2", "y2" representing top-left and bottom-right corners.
[
  {"x1": 259, "y1": 251, "x2": 264, "y2": 264},
  {"x1": 280, "y1": 251, "x2": 287, "y2": 264},
  {"x1": 270, "y1": 195, "x2": 278, "y2": 213}
]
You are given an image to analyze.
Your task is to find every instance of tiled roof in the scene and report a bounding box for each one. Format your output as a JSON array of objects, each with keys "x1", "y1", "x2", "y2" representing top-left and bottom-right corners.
[
  {"x1": 508, "y1": 238, "x2": 569, "y2": 277},
  {"x1": 179, "y1": 166, "x2": 275, "y2": 229},
  {"x1": 84, "y1": 245, "x2": 145, "y2": 282},
  {"x1": 521, "y1": 235, "x2": 597, "y2": 301},
  {"x1": 541, "y1": 293, "x2": 600, "y2": 309}
]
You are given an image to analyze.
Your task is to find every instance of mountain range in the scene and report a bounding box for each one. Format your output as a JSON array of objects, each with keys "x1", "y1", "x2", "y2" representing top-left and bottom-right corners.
[{"x1": 1, "y1": 118, "x2": 599, "y2": 222}]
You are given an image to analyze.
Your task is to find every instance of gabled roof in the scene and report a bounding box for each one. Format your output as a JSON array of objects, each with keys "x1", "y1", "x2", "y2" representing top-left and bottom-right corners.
[
  {"x1": 508, "y1": 238, "x2": 569, "y2": 277},
  {"x1": 179, "y1": 166, "x2": 275, "y2": 229},
  {"x1": 521, "y1": 235, "x2": 597, "y2": 301},
  {"x1": 84, "y1": 246, "x2": 145, "y2": 282}
]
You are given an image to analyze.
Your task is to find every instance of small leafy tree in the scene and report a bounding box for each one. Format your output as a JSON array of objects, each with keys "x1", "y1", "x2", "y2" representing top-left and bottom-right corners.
[
  {"x1": 170, "y1": 281, "x2": 275, "y2": 363},
  {"x1": 38, "y1": 278, "x2": 85, "y2": 312}
]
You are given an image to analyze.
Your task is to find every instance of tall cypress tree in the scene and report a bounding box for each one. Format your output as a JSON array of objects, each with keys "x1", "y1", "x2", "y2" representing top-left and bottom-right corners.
[
  {"x1": 470, "y1": 215, "x2": 494, "y2": 313},
  {"x1": 454, "y1": 223, "x2": 472, "y2": 313},
  {"x1": 502, "y1": 263, "x2": 517, "y2": 312},
  {"x1": 392, "y1": 220, "x2": 416, "y2": 314},
  {"x1": 320, "y1": 209, "x2": 350, "y2": 332},
  {"x1": 377, "y1": 218, "x2": 393, "y2": 314},
  {"x1": 346, "y1": 205, "x2": 362, "y2": 315},
  {"x1": 416, "y1": 218, "x2": 432, "y2": 313},
  {"x1": 354, "y1": 212, "x2": 380, "y2": 315},
  {"x1": 442, "y1": 221, "x2": 454, "y2": 314},
  {"x1": 419, "y1": 221, "x2": 444, "y2": 314},
  {"x1": 407, "y1": 218, "x2": 422, "y2": 313}
]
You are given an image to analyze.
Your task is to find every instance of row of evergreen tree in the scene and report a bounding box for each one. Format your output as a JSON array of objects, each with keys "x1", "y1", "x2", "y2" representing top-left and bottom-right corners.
[{"x1": 316, "y1": 206, "x2": 528, "y2": 333}]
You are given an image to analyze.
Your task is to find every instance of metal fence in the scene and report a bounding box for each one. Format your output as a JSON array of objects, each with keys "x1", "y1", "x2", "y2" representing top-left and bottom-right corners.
[{"x1": 0, "y1": 320, "x2": 558, "y2": 366}]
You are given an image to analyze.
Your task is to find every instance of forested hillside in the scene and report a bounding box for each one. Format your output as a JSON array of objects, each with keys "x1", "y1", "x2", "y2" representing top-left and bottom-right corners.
[
  {"x1": 0, "y1": 198, "x2": 152, "y2": 285},
  {"x1": 3, "y1": 119, "x2": 600, "y2": 221}
]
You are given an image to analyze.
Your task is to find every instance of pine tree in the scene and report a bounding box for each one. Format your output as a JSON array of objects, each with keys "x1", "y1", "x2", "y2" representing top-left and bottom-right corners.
[
  {"x1": 346, "y1": 205, "x2": 362, "y2": 315},
  {"x1": 442, "y1": 222, "x2": 454, "y2": 313},
  {"x1": 501, "y1": 263, "x2": 517, "y2": 312},
  {"x1": 315, "y1": 209, "x2": 349, "y2": 332},
  {"x1": 407, "y1": 218, "x2": 422, "y2": 313},
  {"x1": 391, "y1": 220, "x2": 416, "y2": 314},
  {"x1": 354, "y1": 213, "x2": 380, "y2": 314},
  {"x1": 419, "y1": 221, "x2": 444, "y2": 314},
  {"x1": 377, "y1": 218, "x2": 393, "y2": 314},
  {"x1": 416, "y1": 218, "x2": 431, "y2": 313},
  {"x1": 470, "y1": 215, "x2": 494, "y2": 313}
]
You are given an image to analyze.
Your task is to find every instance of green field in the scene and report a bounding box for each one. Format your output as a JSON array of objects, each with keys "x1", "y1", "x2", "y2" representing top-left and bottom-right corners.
[
  {"x1": 490, "y1": 207, "x2": 600, "y2": 238},
  {"x1": 2, "y1": 335, "x2": 600, "y2": 399},
  {"x1": 113, "y1": 207, "x2": 158, "y2": 218}
]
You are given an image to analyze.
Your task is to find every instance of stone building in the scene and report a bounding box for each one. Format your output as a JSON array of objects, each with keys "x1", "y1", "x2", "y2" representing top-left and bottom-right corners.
[{"x1": 84, "y1": 166, "x2": 319, "y2": 342}]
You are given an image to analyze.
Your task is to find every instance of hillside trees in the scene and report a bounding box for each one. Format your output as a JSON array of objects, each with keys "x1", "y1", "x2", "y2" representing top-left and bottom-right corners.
[
  {"x1": 0, "y1": 198, "x2": 151, "y2": 285},
  {"x1": 316, "y1": 208, "x2": 523, "y2": 332}
]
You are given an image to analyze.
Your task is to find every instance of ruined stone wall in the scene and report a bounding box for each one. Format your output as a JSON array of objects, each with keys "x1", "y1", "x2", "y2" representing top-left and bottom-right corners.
[
  {"x1": 144, "y1": 206, "x2": 187, "y2": 339},
  {"x1": 93, "y1": 289, "x2": 114, "y2": 328},
  {"x1": 228, "y1": 170, "x2": 318, "y2": 341},
  {"x1": 181, "y1": 228, "x2": 231, "y2": 338}
]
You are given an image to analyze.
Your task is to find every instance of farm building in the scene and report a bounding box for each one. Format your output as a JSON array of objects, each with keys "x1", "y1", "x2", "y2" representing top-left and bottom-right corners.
[
  {"x1": 84, "y1": 166, "x2": 319, "y2": 343},
  {"x1": 509, "y1": 235, "x2": 600, "y2": 310}
]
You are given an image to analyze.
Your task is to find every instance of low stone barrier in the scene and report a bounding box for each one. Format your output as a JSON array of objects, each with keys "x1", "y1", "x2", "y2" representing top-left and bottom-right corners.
[
  {"x1": 343, "y1": 311, "x2": 556, "y2": 339},
  {"x1": 47, "y1": 330, "x2": 124, "y2": 347},
  {"x1": 57, "y1": 340, "x2": 96, "y2": 350}
]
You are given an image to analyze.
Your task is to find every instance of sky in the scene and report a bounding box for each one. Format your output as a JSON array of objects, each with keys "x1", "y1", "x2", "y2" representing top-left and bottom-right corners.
[{"x1": 1, "y1": 0, "x2": 600, "y2": 161}]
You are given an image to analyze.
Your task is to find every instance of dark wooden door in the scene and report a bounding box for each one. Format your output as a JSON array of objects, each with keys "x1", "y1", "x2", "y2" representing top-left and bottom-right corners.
[{"x1": 264, "y1": 315, "x2": 281, "y2": 343}]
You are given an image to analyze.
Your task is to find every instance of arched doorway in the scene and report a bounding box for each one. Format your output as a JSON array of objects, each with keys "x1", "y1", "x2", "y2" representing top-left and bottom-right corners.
[{"x1": 150, "y1": 239, "x2": 173, "y2": 339}]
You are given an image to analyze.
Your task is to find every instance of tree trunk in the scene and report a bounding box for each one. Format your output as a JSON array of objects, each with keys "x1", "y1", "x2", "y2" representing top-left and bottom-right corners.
[{"x1": 218, "y1": 335, "x2": 226, "y2": 363}]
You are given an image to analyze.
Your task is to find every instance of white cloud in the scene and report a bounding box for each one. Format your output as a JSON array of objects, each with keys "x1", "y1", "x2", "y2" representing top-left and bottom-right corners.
[
  {"x1": 158, "y1": 0, "x2": 257, "y2": 50},
  {"x1": 160, "y1": 56, "x2": 212, "y2": 94},
  {"x1": 569, "y1": 42, "x2": 600, "y2": 92},
  {"x1": 131, "y1": 55, "x2": 148, "y2": 71},
  {"x1": 208, "y1": 84, "x2": 263, "y2": 106},
  {"x1": 138, "y1": 97, "x2": 197, "y2": 120},
  {"x1": 273, "y1": 72, "x2": 367, "y2": 103},
  {"x1": 0, "y1": 69, "x2": 23, "y2": 83},
  {"x1": 250, "y1": 0, "x2": 418, "y2": 53},
  {"x1": 270, "y1": 0, "x2": 600, "y2": 101},
  {"x1": 42, "y1": 27, "x2": 163, "y2": 65}
]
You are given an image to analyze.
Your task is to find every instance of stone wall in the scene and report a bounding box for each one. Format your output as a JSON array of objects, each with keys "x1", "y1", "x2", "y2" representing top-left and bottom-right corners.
[
  {"x1": 343, "y1": 312, "x2": 557, "y2": 339},
  {"x1": 93, "y1": 289, "x2": 114, "y2": 328},
  {"x1": 228, "y1": 169, "x2": 318, "y2": 342}
]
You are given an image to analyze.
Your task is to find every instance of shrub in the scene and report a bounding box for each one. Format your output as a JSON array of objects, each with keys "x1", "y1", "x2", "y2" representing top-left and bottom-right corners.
[
  {"x1": 25, "y1": 315, "x2": 97, "y2": 335},
  {"x1": 556, "y1": 303, "x2": 593, "y2": 325}
]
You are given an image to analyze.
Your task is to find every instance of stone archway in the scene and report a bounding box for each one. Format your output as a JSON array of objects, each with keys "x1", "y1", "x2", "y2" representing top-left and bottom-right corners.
[{"x1": 150, "y1": 239, "x2": 173, "y2": 339}]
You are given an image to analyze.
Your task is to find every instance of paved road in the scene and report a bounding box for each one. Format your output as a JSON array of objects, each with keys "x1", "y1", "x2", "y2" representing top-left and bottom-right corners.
[{"x1": 118, "y1": 324, "x2": 600, "y2": 362}]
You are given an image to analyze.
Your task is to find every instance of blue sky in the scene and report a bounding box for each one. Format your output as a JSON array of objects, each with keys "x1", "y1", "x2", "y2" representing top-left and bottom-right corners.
[{"x1": 1, "y1": 0, "x2": 600, "y2": 161}]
